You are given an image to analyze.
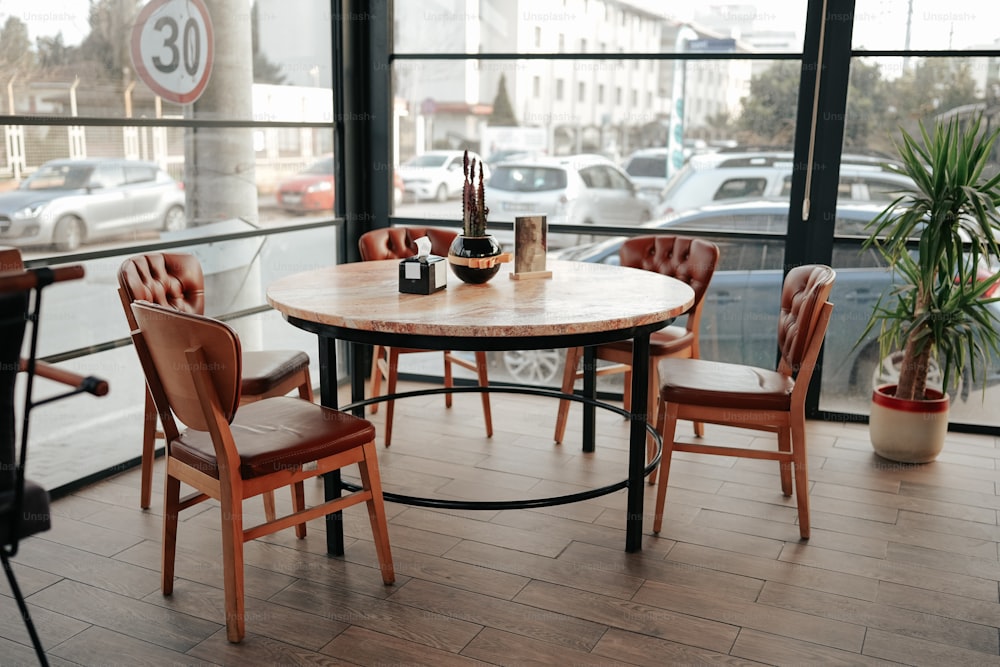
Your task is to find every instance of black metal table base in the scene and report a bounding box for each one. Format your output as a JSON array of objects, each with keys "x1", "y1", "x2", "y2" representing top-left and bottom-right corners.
[{"x1": 335, "y1": 385, "x2": 662, "y2": 510}]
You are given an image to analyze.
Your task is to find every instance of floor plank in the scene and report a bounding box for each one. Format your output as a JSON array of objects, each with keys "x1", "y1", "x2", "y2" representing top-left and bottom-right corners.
[{"x1": 3, "y1": 382, "x2": 1000, "y2": 664}]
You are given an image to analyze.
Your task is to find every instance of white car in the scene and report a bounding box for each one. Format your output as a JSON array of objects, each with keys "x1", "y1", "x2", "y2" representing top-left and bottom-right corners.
[
  {"x1": 485, "y1": 154, "x2": 654, "y2": 248},
  {"x1": 398, "y1": 150, "x2": 489, "y2": 202},
  {"x1": 657, "y1": 150, "x2": 917, "y2": 217}
]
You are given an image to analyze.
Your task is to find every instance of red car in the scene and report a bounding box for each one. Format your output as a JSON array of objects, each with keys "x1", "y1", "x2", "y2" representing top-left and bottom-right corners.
[
  {"x1": 276, "y1": 156, "x2": 404, "y2": 213},
  {"x1": 276, "y1": 156, "x2": 335, "y2": 213}
]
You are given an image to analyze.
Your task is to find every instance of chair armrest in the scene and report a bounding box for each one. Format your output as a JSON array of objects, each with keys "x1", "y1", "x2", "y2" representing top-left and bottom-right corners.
[{"x1": 19, "y1": 359, "x2": 109, "y2": 396}]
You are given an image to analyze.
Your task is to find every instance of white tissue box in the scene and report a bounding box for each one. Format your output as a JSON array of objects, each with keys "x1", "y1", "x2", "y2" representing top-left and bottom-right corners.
[{"x1": 398, "y1": 255, "x2": 447, "y2": 294}]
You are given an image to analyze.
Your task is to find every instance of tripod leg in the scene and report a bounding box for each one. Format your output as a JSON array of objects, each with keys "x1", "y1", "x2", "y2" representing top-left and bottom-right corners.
[{"x1": 2, "y1": 551, "x2": 50, "y2": 666}]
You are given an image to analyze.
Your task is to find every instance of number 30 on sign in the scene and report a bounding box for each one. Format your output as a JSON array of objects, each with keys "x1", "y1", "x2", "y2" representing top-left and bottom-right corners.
[{"x1": 130, "y1": 0, "x2": 214, "y2": 105}]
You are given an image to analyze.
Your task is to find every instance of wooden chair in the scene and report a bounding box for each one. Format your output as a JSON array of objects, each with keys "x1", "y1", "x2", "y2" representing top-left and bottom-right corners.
[
  {"x1": 128, "y1": 300, "x2": 394, "y2": 643},
  {"x1": 118, "y1": 252, "x2": 314, "y2": 510},
  {"x1": 652, "y1": 264, "x2": 836, "y2": 540},
  {"x1": 2, "y1": 251, "x2": 108, "y2": 666},
  {"x1": 553, "y1": 235, "x2": 719, "y2": 481},
  {"x1": 358, "y1": 227, "x2": 492, "y2": 446}
]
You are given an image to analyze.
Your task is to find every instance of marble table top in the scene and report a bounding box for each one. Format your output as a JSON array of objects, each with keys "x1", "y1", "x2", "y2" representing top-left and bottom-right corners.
[{"x1": 267, "y1": 259, "x2": 694, "y2": 339}]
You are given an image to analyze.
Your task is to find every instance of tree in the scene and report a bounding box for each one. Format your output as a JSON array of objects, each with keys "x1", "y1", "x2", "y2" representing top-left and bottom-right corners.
[
  {"x1": 887, "y1": 58, "x2": 979, "y2": 131},
  {"x1": 77, "y1": 0, "x2": 141, "y2": 82},
  {"x1": 489, "y1": 74, "x2": 518, "y2": 126},
  {"x1": 0, "y1": 17, "x2": 34, "y2": 71},
  {"x1": 735, "y1": 61, "x2": 799, "y2": 146},
  {"x1": 842, "y1": 59, "x2": 892, "y2": 155},
  {"x1": 252, "y1": 1, "x2": 286, "y2": 84},
  {"x1": 36, "y1": 34, "x2": 74, "y2": 69}
]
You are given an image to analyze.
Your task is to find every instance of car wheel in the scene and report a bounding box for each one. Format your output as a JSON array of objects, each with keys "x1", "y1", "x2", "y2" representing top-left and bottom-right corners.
[
  {"x1": 502, "y1": 349, "x2": 564, "y2": 385},
  {"x1": 435, "y1": 183, "x2": 448, "y2": 202},
  {"x1": 52, "y1": 216, "x2": 84, "y2": 252},
  {"x1": 162, "y1": 206, "x2": 187, "y2": 233}
]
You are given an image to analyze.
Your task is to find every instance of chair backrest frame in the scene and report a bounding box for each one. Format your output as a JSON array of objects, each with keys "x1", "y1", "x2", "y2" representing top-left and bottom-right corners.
[
  {"x1": 130, "y1": 301, "x2": 243, "y2": 433},
  {"x1": 777, "y1": 264, "x2": 837, "y2": 376}
]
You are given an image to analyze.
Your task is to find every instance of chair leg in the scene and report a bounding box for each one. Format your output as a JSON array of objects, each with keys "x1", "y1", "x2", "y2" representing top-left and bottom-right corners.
[
  {"x1": 357, "y1": 441, "x2": 395, "y2": 585},
  {"x1": 161, "y1": 473, "x2": 181, "y2": 595},
  {"x1": 369, "y1": 346, "x2": 384, "y2": 414},
  {"x1": 384, "y1": 349, "x2": 400, "y2": 446},
  {"x1": 790, "y1": 421, "x2": 811, "y2": 540},
  {"x1": 622, "y1": 369, "x2": 632, "y2": 414},
  {"x1": 262, "y1": 492, "x2": 277, "y2": 523},
  {"x1": 443, "y1": 351, "x2": 454, "y2": 408},
  {"x1": 297, "y1": 368, "x2": 314, "y2": 402},
  {"x1": 777, "y1": 429, "x2": 793, "y2": 496},
  {"x1": 474, "y1": 351, "x2": 493, "y2": 438},
  {"x1": 140, "y1": 388, "x2": 158, "y2": 509},
  {"x1": 646, "y1": 366, "x2": 660, "y2": 485},
  {"x1": 2, "y1": 551, "x2": 50, "y2": 666},
  {"x1": 652, "y1": 400, "x2": 679, "y2": 534},
  {"x1": 219, "y1": 490, "x2": 247, "y2": 643},
  {"x1": 292, "y1": 481, "x2": 307, "y2": 539},
  {"x1": 554, "y1": 346, "x2": 582, "y2": 444}
]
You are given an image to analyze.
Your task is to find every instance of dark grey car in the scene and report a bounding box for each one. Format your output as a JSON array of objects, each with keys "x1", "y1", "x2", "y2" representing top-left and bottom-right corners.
[
  {"x1": 0, "y1": 158, "x2": 186, "y2": 251},
  {"x1": 545, "y1": 200, "x2": 1000, "y2": 403}
]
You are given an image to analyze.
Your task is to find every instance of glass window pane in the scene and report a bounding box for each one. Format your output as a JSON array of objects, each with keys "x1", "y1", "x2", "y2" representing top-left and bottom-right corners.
[
  {"x1": 393, "y1": 1, "x2": 806, "y2": 54},
  {"x1": 853, "y1": 1, "x2": 1000, "y2": 50},
  {"x1": 824, "y1": 59, "x2": 1000, "y2": 427},
  {"x1": 2, "y1": 124, "x2": 338, "y2": 259}
]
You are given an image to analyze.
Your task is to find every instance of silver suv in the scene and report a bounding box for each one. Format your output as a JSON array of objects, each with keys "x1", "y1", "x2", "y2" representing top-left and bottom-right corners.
[
  {"x1": 0, "y1": 158, "x2": 186, "y2": 251},
  {"x1": 655, "y1": 151, "x2": 916, "y2": 216}
]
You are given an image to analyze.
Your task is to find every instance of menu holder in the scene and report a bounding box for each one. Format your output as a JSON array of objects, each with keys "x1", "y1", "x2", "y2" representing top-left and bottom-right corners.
[{"x1": 510, "y1": 215, "x2": 552, "y2": 281}]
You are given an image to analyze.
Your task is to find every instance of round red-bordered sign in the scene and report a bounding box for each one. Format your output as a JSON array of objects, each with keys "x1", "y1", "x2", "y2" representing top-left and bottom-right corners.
[{"x1": 130, "y1": 0, "x2": 214, "y2": 104}]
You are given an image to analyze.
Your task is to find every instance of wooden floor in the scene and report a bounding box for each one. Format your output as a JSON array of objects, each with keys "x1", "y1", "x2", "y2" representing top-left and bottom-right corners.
[{"x1": 4, "y1": 381, "x2": 1000, "y2": 666}]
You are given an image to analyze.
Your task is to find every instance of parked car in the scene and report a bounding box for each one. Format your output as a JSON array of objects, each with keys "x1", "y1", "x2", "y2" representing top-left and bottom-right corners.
[
  {"x1": 485, "y1": 148, "x2": 541, "y2": 168},
  {"x1": 485, "y1": 154, "x2": 654, "y2": 249},
  {"x1": 398, "y1": 150, "x2": 488, "y2": 202},
  {"x1": 276, "y1": 155, "x2": 335, "y2": 213},
  {"x1": 276, "y1": 155, "x2": 405, "y2": 212},
  {"x1": 656, "y1": 150, "x2": 917, "y2": 217},
  {"x1": 0, "y1": 158, "x2": 186, "y2": 251},
  {"x1": 622, "y1": 147, "x2": 669, "y2": 207},
  {"x1": 544, "y1": 200, "x2": 1000, "y2": 403}
]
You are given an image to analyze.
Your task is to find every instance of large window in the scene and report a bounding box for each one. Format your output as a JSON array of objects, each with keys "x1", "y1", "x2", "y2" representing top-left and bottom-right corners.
[
  {"x1": 4, "y1": 1, "x2": 999, "y2": 490},
  {"x1": 388, "y1": 0, "x2": 1000, "y2": 430},
  {"x1": 0, "y1": 0, "x2": 351, "y2": 489}
]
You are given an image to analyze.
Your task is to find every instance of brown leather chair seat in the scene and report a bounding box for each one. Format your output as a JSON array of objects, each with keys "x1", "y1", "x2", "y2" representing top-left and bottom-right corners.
[
  {"x1": 171, "y1": 397, "x2": 375, "y2": 479},
  {"x1": 659, "y1": 359, "x2": 795, "y2": 411}
]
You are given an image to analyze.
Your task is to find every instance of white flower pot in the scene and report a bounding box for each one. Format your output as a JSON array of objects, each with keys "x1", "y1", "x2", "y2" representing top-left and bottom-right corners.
[{"x1": 869, "y1": 384, "x2": 949, "y2": 463}]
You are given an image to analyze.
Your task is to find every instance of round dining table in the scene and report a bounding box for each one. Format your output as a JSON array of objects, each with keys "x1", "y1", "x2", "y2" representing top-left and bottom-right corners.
[{"x1": 268, "y1": 258, "x2": 694, "y2": 552}]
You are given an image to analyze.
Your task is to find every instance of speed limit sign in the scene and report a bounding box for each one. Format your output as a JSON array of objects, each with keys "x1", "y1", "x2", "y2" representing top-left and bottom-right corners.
[{"x1": 130, "y1": 0, "x2": 214, "y2": 104}]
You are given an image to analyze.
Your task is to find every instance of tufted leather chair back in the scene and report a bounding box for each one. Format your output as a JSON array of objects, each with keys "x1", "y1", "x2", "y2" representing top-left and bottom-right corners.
[
  {"x1": 358, "y1": 227, "x2": 458, "y2": 261},
  {"x1": 118, "y1": 253, "x2": 205, "y2": 330},
  {"x1": 778, "y1": 264, "x2": 836, "y2": 374},
  {"x1": 618, "y1": 235, "x2": 719, "y2": 327}
]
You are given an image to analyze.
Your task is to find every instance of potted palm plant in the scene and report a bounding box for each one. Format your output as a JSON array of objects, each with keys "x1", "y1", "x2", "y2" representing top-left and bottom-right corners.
[{"x1": 861, "y1": 114, "x2": 1000, "y2": 462}]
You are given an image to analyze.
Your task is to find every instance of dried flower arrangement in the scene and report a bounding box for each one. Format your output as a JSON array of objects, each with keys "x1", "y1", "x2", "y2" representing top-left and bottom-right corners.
[{"x1": 461, "y1": 150, "x2": 489, "y2": 237}]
